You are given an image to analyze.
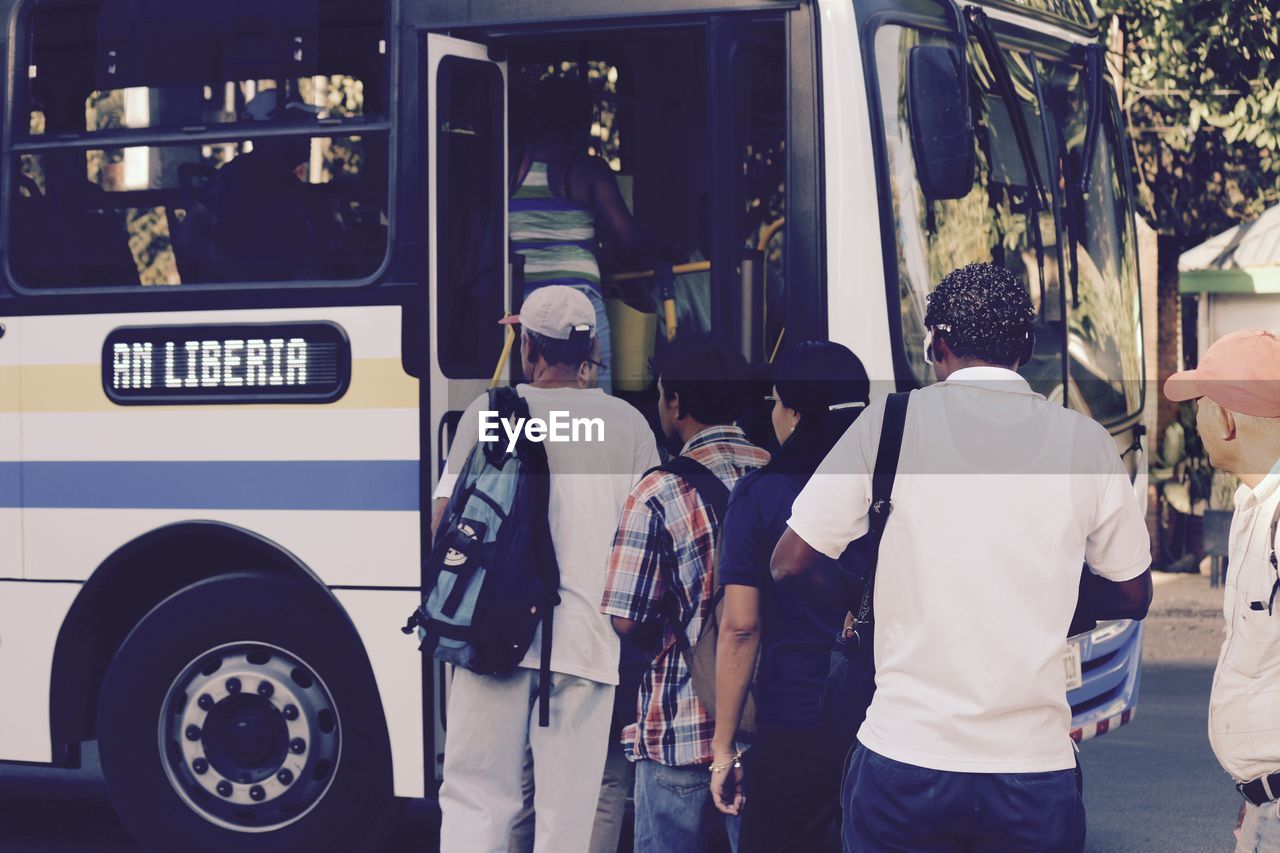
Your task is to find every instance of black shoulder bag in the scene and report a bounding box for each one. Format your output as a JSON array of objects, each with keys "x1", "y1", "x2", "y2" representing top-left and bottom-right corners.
[{"x1": 820, "y1": 391, "x2": 910, "y2": 745}]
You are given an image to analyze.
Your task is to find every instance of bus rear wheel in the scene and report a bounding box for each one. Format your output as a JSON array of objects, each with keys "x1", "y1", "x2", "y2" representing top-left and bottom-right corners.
[{"x1": 97, "y1": 573, "x2": 394, "y2": 853}]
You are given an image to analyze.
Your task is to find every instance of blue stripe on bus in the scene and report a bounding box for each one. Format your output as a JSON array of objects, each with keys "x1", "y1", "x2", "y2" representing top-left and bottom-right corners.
[
  {"x1": 0, "y1": 463, "x2": 17, "y2": 507},
  {"x1": 0, "y1": 461, "x2": 420, "y2": 511}
]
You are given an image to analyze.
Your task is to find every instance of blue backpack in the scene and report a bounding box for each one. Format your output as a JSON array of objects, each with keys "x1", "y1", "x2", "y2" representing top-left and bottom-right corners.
[{"x1": 403, "y1": 386, "x2": 561, "y2": 725}]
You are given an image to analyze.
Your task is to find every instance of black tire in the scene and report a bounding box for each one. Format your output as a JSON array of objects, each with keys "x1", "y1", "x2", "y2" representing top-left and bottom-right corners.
[{"x1": 97, "y1": 572, "x2": 395, "y2": 853}]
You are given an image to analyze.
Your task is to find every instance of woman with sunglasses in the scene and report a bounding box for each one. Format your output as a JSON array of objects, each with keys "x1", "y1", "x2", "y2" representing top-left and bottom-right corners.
[{"x1": 708, "y1": 340, "x2": 870, "y2": 852}]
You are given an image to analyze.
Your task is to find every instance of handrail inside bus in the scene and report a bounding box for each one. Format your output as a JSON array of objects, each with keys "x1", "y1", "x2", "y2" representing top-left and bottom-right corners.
[
  {"x1": 488, "y1": 214, "x2": 789, "y2": 382},
  {"x1": 758, "y1": 217, "x2": 785, "y2": 361},
  {"x1": 607, "y1": 261, "x2": 710, "y2": 343},
  {"x1": 489, "y1": 319, "x2": 517, "y2": 389}
]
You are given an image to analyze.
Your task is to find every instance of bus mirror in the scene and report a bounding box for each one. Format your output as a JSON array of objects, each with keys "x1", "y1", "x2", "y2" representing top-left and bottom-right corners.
[{"x1": 906, "y1": 45, "x2": 975, "y2": 200}]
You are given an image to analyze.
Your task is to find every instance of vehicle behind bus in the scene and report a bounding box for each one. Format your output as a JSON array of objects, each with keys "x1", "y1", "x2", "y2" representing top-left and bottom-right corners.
[{"x1": 0, "y1": 0, "x2": 1144, "y2": 848}]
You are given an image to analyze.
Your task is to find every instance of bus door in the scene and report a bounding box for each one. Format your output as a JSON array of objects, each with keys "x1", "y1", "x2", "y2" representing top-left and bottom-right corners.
[
  {"x1": 424, "y1": 32, "x2": 508, "y2": 779},
  {"x1": 0, "y1": 316, "x2": 18, "y2": 577}
]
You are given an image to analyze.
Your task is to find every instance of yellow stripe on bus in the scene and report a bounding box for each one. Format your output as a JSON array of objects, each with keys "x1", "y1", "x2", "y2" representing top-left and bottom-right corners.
[
  {"x1": 0, "y1": 358, "x2": 418, "y2": 413},
  {"x1": 0, "y1": 366, "x2": 17, "y2": 405}
]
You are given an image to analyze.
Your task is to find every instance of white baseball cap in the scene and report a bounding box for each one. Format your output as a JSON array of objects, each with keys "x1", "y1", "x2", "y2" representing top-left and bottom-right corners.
[{"x1": 500, "y1": 286, "x2": 596, "y2": 341}]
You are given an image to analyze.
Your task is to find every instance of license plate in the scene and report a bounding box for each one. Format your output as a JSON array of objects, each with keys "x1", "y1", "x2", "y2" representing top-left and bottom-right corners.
[{"x1": 1063, "y1": 642, "x2": 1084, "y2": 691}]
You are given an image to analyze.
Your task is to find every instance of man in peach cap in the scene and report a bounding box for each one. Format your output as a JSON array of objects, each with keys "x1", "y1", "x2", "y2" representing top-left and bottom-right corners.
[{"x1": 1165, "y1": 329, "x2": 1280, "y2": 852}]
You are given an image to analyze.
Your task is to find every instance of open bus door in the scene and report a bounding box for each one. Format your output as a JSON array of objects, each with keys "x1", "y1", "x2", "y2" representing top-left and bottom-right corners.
[{"x1": 424, "y1": 32, "x2": 508, "y2": 784}]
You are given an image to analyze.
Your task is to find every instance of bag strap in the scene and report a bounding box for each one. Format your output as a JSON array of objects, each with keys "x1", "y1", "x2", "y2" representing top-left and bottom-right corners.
[
  {"x1": 651, "y1": 455, "x2": 732, "y2": 521},
  {"x1": 489, "y1": 385, "x2": 561, "y2": 726},
  {"x1": 646, "y1": 455, "x2": 732, "y2": 652},
  {"x1": 854, "y1": 392, "x2": 910, "y2": 623}
]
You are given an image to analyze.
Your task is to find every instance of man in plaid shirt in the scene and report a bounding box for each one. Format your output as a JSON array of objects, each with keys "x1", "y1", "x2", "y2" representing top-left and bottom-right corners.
[{"x1": 602, "y1": 333, "x2": 769, "y2": 853}]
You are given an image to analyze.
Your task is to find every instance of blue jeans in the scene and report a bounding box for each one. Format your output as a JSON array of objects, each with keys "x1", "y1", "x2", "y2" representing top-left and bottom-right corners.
[
  {"x1": 633, "y1": 759, "x2": 740, "y2": 853},
  {"x1": 842, "y1": 747, "x2": 1084, "y2": 852},
  {"x1": 1237, "y1": 800, "x2": 1280, "y2": 852}
]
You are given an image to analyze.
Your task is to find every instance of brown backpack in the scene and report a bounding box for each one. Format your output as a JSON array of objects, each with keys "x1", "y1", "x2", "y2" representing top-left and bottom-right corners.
[
  {"x1": 683, "y1": 551, "x2": 757, "y2": 736},
  {"x1": 657, "y1": 455, "x2": 758, "y2": 736}
]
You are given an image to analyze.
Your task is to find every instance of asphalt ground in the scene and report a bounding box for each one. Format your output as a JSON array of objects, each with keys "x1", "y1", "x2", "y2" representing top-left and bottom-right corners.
[{"x1": 0, "y1": 572, "x2": 1241, "y2": 852}]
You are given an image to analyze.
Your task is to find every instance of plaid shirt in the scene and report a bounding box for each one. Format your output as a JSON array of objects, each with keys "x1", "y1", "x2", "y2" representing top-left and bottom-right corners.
[{"x1": 601, "y1": 426, "x2": 769, "y2": 767}]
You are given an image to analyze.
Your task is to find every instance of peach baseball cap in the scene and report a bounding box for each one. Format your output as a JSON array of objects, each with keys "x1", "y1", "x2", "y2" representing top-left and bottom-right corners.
[{"x1": 1164, "y1": 329, "x2": 1280, "y2": 417}]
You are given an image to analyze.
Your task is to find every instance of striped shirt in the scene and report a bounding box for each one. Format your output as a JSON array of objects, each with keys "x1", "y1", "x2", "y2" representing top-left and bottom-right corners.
[
  {"x1": 509, "y1": 159, "x2": 601, "y2": 292},
  {"x1": 601, "y1": 426, "x2": 770, "y2": 767}
]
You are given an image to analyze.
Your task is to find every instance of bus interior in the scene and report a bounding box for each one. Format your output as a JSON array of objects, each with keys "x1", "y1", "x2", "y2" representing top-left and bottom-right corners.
[{"x1": 446, "y1": 18, "x2": 799, "y2": 443}]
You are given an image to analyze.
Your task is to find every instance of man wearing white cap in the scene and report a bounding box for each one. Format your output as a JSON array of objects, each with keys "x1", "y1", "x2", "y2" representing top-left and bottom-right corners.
[
  {"x1": 433, "y1": 286, "x2": 660, "y2": 853},
  {"x1": 1165, "y1": 329, "x2": 1280, "y2": 851}
]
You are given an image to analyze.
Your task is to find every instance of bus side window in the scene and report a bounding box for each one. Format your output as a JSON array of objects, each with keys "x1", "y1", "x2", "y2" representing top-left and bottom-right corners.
[{"x1": 12, "y1": 0, "x2": 390, "y2": 289}]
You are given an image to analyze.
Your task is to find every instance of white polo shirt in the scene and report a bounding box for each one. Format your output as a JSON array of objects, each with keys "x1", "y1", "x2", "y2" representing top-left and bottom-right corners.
[
  {"x1": 788, "y1": 366, "x2": 1150, "y2": 773},
  {"x1": 1209, "y1": 459, "x2": 1280, "y2": 783}
]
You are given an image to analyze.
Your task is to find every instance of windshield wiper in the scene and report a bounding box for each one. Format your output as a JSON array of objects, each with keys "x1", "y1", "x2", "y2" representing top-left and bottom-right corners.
[
  {"x1": 939, "y1": 0, "x2": 971, "y2": 123},
  {"x1": 966, "y1": 6, "x2": 1049, "y2": 212},
  {"x1": 1076, "y1": 43, "x2": 1105, "y2": 196}
]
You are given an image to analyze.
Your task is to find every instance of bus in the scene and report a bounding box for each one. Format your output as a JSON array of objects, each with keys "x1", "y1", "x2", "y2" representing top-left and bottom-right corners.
[{"x1": 0, "y1": 0, "x2": 1146, "y2": 848}]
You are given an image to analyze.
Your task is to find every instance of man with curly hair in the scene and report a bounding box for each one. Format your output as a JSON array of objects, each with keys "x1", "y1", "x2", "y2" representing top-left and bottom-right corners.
[{"x1": 772, "y1": 262, "x2": 1153, "y2": 851}]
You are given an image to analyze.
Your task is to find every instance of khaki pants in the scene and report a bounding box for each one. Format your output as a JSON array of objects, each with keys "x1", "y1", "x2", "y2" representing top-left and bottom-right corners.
[
  {"x1": 509, "y1": 729, "x2": 633, "y2": 853},
  {"x1": 439, "y1": 667, "x2": 613, "y2": 853}
]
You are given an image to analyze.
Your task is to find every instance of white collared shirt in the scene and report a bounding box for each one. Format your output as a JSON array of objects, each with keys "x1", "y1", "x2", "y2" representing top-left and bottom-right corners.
[
  {"x1": 789, "y1": 366, "x2": 1151, "y2": 773},
  {"x1": 1210, "y1": 458, "x2": 1280, "y2": 782}
]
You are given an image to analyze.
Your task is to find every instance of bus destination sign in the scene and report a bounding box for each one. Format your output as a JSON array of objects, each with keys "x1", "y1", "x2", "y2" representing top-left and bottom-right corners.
[{"x1": 103, "y1": 322, "x2": 351, "y2": 405}]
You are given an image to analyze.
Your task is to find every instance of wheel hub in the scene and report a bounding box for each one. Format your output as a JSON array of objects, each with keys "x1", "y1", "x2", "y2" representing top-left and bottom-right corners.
[
  {"x1": 204, "y1": 694, "x2": 289, "y2": 782},
  {"x1": 159, "y1": 643, "x2": 342, "y2": 832}
]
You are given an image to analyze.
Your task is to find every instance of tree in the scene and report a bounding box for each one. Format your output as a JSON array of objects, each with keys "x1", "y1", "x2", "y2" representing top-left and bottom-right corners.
[{"x1": 1097, "y1": 0, "x2": 1280, "y2": 434}]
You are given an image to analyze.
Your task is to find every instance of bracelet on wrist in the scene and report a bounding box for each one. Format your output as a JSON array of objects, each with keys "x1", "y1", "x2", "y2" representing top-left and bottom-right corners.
[{"x1": 708, "y1": 751, "x2": 743, "y2": 774}]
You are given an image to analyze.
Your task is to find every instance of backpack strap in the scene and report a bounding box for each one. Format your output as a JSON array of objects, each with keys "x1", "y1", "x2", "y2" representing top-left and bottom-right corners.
[
  {"x1": 646, "y1": 455, "x2": 732, "y2": 653},
  {"x1": 485, "y1": 386, "x2": 521, "y2": 465},
  {"x1": 854, "y1": 392, "x2": 910, "y2": 623},
  {"x1": 650, "y1": 455, "x2": 732, "y2": 522},
  {"x1": 490, "y1": 385, "x2": 560, "y2": 726}
]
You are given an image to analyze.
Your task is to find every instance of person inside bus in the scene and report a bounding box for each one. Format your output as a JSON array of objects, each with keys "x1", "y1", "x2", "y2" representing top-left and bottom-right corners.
[
  {"x1": 509, "y1": 75, "x2": 683, "y2": 395},
  {"x1": 204, "y1": 89, "x2": 340, "y2": 282},
  {"x1": 709, "y1": 340, "x2": 869, "y2": 852},
  {"x1": 771, "y1": 263, "x2": 1153, "y2": 852},
  {"x1": 1163, "y1": 330, "x2": 1280, "y2": 851}
]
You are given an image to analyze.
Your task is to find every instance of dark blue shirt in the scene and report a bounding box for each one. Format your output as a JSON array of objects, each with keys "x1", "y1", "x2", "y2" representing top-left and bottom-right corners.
[{"x1": 718, "y1": 466, "x2": 847, "y2": 729}]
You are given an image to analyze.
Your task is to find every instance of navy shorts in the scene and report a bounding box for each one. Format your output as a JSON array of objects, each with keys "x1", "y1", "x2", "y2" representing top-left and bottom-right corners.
[{"x1": 841, "y1": 746, "x2": 1085, "y2": 852}]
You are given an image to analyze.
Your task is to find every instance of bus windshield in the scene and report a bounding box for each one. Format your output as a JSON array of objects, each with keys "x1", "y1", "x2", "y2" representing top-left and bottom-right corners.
[{"x1": 873, "y1": 23, "x2": 1142, "y2": 423}]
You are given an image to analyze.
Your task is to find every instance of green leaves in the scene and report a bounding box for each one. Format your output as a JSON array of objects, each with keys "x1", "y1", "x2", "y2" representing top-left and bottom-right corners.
[{"x1": 1103, "y1": 0, "x2": 1280, "y2": 239}]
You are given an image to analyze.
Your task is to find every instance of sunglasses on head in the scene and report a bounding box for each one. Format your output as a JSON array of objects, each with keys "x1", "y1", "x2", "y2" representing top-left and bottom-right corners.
[{"x1": 763, "y1": 394, "x2": 866, "y2": 411}]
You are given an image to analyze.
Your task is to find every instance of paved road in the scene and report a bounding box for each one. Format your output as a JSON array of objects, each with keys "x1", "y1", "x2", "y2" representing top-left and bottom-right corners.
[
  {"x1": 0, "y1": 662, "x2": 1238, "y2": 852},
  {"x1": 0, "y1": 748, "x2": 440, "y2": 853},
  {"x1": 1080, "y1": 662, "x2": 1237, "y2": 852}
]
